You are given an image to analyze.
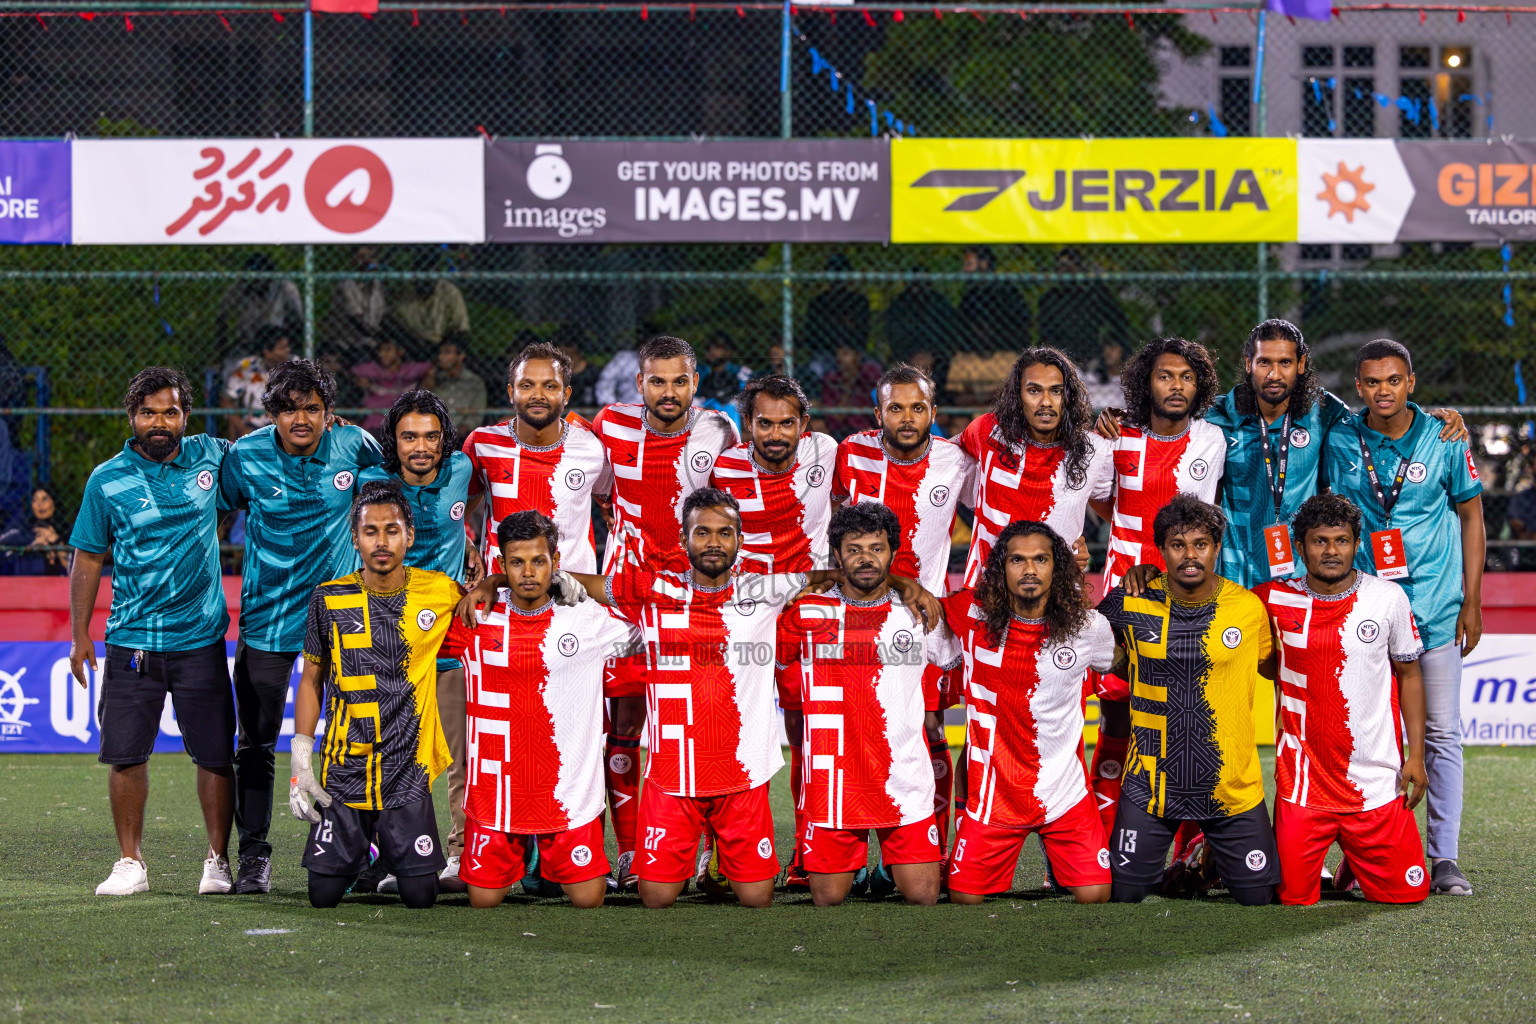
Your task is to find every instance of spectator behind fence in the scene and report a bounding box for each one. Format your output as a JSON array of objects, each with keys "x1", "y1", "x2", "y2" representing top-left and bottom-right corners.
[
  {"x1": 1506, "y1": 475, "x2": 1536, "y2": 571},
  {"x1": 1083, "y1": 336, "x2": 1132, "y2": 411},
  {"x1": 594, "y1": 346, "x2": 641, "y2": 406},
  {"x1": 819, "y1": 343, "x2": 883, "y2": 438},
  {"x1": 801, "y1": 253, "x2": 871, "y2": 372},
  {"x1": 698, "y1": 331, "x2": 751, "y2": 406},
  {"x1": 553, "y1": 325, "x2": 602, "y2": 409},
  {"x1": 325, "y1": 245, "x2": 388, "y2": 358},
  {"x1": 317, "y1": 345, "x2": 365, "y2": 412},
  {"x1": 221, "y1": 325, "x2": 294, "y2": 439},
  {"x1": 391, "y1": 250, "x2": 470, "y2": 351},
  {"x1": 1, "y1": 484, "x2": 71, "y2": 575},
  {"x1": 353, "y1": 337, "x2": 432, "y2": 434},
  {"x1": 958, "y1": 244, "x2": 1031, "y2": 353},
  {"x1": 429, "y1": 335, "x2": 488, "y2": 423},
  {"x1": 1037, "y1": 248, "x2": 1130, "y2": 369},
  {"x1": 754, "y1": 344, "x2": 788, "y2": 378},
  {"x1": 886, "y1": 267, "x2": 959, "y2": 395},
  {"x1": 217, "y1": 252, "x2": 304, "y2": 357}
]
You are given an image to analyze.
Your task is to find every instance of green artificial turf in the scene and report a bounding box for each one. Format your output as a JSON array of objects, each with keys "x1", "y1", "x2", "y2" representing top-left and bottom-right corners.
[{"x1": 2, "y1": 748, "x2": 1533, "y2": 1023}]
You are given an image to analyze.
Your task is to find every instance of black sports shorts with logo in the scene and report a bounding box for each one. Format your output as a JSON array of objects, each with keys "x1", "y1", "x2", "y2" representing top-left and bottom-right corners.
[
  {"x1": 1109, "y1": 799, "x2": 1281, "y2": 888},
  {"x1": 301, "y1": 794, "x2": 447, "y2": 879}
]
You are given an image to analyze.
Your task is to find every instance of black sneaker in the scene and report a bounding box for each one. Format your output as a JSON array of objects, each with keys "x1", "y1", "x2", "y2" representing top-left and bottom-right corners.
[
  {"x1": 233, "y1": 856, "x2": 272, "y2": 895},
  {"x1": 352, "y1": 859, "x2": 389, "y2": 895},
  {"x1": 1430, "y1": 859, "x2": 1472, "y2": 895}
]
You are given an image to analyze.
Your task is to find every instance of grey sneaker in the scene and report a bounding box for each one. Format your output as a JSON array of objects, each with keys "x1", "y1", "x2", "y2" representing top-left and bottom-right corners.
[
  {"x1": 233, "y1": 856, "x2": 271, "y2": 895},
  {"x1": 1430, "y1": 860, "x2": 1472, "y2": 895}
]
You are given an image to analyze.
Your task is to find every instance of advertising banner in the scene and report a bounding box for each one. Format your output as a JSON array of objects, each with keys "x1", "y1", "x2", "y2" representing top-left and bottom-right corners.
[
  {"x1": 0, "y1": 642, "x2": 306, "y2": 754},
  {"x1": 890, "y1": 137, "x2": 1297, "y2": 244},
  {"x1": 485, "y1": 139, "x2": 889, "y2": 243},
  {"x1": 0, "y1": 141, "x2": 70, "y2": 244},
  {"x1": 71, "y1": 139, "x2": 484, "y2": 244},
  {"x1": 1460, "y1": 634, "x2": 1536, "y2": 745}
]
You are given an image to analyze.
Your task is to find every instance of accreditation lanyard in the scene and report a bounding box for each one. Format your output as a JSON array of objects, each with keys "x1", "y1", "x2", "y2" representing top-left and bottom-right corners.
[
  {"x1": 1355, "y1": 428, "x2": 1409, "y2": 525},
  {"x1": 1256, "y1": 411, "x2": 1292, "y2": 523}
]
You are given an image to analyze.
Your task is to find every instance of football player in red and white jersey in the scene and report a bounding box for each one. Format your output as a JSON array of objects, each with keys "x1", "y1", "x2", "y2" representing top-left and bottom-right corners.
[
  {"x1": 942, "y1": 520, "x2": 1115, "y2": 904},
  {"x1": 590, "y1": 335, "x2": 739, "y2": 888},
  {"x1": 447, "y1": 511, "x2": 640, "y2": 909},
  {"x1": 1086, "y1": 336, "x2": 1226, "y2": 837},
  {"x1": 831, "y1": 363, "x2": 974, "y2": 881},
  {"x1": 710, "y1": 373, "x2": 837, "y2": 575},
  {"x1": 461, "y1": 342, "x2": 611, "y2": 575},
  {"x1": 1255, "y1": 494, "x2": 1430, "y2": 906},
  {"x1": 776, "y1": 503, "x2": 963, "y2": 906}
]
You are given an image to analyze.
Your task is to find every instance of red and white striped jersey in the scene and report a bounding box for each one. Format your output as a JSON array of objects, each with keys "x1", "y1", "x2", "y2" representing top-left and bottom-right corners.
[
  {"x1": 1104, "y1": 420, "x2": 1226, "y2": 589},
  {"x1": 1255, "y1": 572, "x2": 1423, "y2": 813},
  {"x1": 593, "y1": 404, "x2": 739, "y2": 574},
  {"x1": 607, "y1": 568, "x2": 806, "y2": 797},
  {"x1": 776, "y1": 589, "x2": 962, "y2": 829},
  {"x1": 450, "y1": 595, "x2": 639, "y2": 834},
  {"x1": 958, "y1": 413, "x2": 1115, "y2": 589},
  {"x1": 943, "y1": 590, "x2": 1116, "y2": 829},
  {"x1": 709, "y1": 433, "x2": 838, "y2": 574},
  {"x1": 462, "y1": 420, "x2": 611, "y2": 574},
  {"x1": 831, "y1": 430, "x2": 975, "y2": 596}
]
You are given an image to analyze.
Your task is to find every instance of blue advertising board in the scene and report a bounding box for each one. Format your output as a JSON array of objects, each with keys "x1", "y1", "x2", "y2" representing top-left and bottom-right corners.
[{"x1": 0, "y1": 141, "x2": 70, "y2": 244}]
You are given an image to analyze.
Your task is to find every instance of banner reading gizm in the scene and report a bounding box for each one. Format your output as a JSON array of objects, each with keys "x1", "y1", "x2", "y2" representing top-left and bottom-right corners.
[{"x1": 891, "y1": 137, "x2": 1297, "y2": 244}]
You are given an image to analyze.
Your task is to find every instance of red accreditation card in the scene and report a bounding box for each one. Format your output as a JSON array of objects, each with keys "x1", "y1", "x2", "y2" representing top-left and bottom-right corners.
[
  {"x1": 1263, "y1": 523, "x2": 1295, "y2": 578},
  {"x1": 1371, "y1": 528, "x2": 1409, "y2": 580}
]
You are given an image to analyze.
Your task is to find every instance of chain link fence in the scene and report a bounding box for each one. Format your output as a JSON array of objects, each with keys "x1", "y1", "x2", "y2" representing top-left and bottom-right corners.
[{"x1": 2, "y1": 1, "x2": 1535, "y2": 567}]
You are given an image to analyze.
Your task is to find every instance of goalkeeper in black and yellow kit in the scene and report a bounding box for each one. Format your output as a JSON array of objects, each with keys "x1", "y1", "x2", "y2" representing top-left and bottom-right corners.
[
  {"x1": 288, "y1": 481, "x2": 466, "y2": 909},
  {"x1": 1097, "y1": 495, "x2": 1281, "y2": 905}
]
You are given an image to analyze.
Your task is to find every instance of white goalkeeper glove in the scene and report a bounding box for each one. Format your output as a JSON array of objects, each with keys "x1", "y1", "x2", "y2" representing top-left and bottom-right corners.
[
  {"x1": 550, "y1": 569, "x2": 589, "y2": 607},
  {"x1": 288, "y1": 734, "x2": 332, "y2": 824}
]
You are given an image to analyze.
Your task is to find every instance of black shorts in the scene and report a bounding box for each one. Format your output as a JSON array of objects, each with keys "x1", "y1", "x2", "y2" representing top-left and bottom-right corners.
[
  {"x1": 1109, "y1": 799, "x2": 1281, "y2": 888},
  {"x1": 97, "y1": 641, "x2": 235, "y2": 769},
  {"x1": 301, "y1": 795, "x2": 447, "y2": 879}
]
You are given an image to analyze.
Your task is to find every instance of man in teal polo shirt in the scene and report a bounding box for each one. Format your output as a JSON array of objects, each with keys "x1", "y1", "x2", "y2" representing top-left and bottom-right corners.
[
  {"x1": 218, "y1": 358, "x2": 382, "y2": 893},
  {"x1": 359, "y1": 388, "x2": 475, "y2": 893},
  {"x1": 68, "y1": 367, "x2": 237, "y2": 897},
  {"x1": 1323, "y1": 338, "x2": 1484, "y2": 897},
  {"x1": 1208, "y1": 319, "x2": 1464, "y2": 588}
]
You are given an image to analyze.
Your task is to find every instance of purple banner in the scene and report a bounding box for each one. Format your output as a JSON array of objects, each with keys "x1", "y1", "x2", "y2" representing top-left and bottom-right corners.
[
  {"x1": 486, "y1": 139, "x2": 889, "y2": 243},
  {"x1": 0, "y1": 141, "x2": 70, "y2": 244}
]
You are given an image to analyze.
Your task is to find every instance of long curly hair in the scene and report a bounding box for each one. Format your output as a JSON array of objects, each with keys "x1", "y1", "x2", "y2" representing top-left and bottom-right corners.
[
  {"x1": 973, "y1": 520, "x2": 1090, "y2": 648},
  {"x1": 380, "y1": 388, "x2": 458, "y2": 476},
  {"x1": 990, "y1": 347, "x2": 1096, "y2": 490},
  {"x1": 1233, "y1": 318, "x2": 1321, "y2": 418},
  {"x1": 1119, "y1": 336, "x2": 1219, "y2": 429}
]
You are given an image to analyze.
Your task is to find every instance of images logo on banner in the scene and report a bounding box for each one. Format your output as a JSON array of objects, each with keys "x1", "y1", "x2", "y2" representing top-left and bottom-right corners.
[
  {"x1": 485, "y1": 140, "x2": 889, "y2": 243},
  {"x1": 0, "y1": 141, "x2": 71, "y2": 244},
  {"x1": 71, "y1": 139, "x2": 484, "y2": 244},
  {"x1": 890, "y1": 138, "x2": 1297, "y2": 244}
]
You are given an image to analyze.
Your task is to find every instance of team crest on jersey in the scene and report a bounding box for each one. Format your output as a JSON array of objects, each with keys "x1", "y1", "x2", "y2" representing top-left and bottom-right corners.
[
  {"x1": 1405, "y1": 864, "x2": 1425, "y2": 887},
  {"x1": 892, "y1": 630, "x2": 914, "y2": 653},
  {"x1": 735, "y1": 597, "x2": 757, "y2": 617},
  {"x1": 1245, "y1": 849, "x2": 1267, "y2": 871},
  {"x1": 1357, "y1": 620, "x2": 1381, "y2": 643},
  {"x1": 1222, "y1": 626, "x2": 1242, "y2": 648},
  {"x1": 1189, "y1": 459, "x2": 1210, "y2": 481},
  {"x1": 571, "y1": 845, "x2": 592, "y2": 867},
  {"x1": 333, "y1": 470, "x2": 354, "y2": 491},
  {"x1": 608, "y1": 753, "x2": 633, "y2": 775},
  {"x1": 757, "y1": 837, "x2": 773, "y2": 859},
  {"x1": 929, "y1": 485, "x2": 950, "y2": 506},
  {"x1": 927, "y1": 824, "x2": 940, "y2": 846},
  {"x1": 450, "y1": 501, "x2": 465, "y2": 522},
  {"x1": 806, "y1": 465, "x2": 826, "y2": 488},
  {"x1": 1099, "y1": 759, "x2": 1122, "y2": 779},
  {"x1": 557, "y1": 633, "x2": 579, "y2": 656},
  {"x1": 565, "y1": 468, "x2": 585, "y2": 490},
  {"x1": 414, "y1": 835, "x2": 434, "y2": 856},
  {"x1": 1053, "y1": 646, "x2": 1077, "y2": 670},
  {"x1": 416, "y1": 609, "x2": 437, "y2": 630},
  {"x1": 931, "y1": 758, "x2": 949, "y2": 780},
  {"x1": 1097, "y1": 848, "x2": 1111, "y2": 869},
  {"x1": 1406, "y1": 461, "x2": 1428, "y2": 483},
  {"x1": 1289, "y1": 427, "x2": 1311, "y2": 448},
  {"x1": 690, "y1": 451, "x2": 715, "y2": 474},
  {"x1": 196, "y1": 469, "x2": 215, "y2": 491}
]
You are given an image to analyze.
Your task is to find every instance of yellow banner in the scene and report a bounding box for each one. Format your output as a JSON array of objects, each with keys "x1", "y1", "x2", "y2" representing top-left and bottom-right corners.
[{"x1": 891, "y1": 138, "x2": 1298, "y2": 244}]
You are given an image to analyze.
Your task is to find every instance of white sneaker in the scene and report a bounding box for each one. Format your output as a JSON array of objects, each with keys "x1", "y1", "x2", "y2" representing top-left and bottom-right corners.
[
  {"x1": 378, "y1": 873, "x2": 399, "y2": 894},
  {"x1": 96, "y1": 857, "x2": 149, "y2": 896},
  {"x1": 199, "y1": 855, "x2": 233, "y2": 895},
  {"x1": 438, "y1": 856, "x2": 468, "y2": 894}
]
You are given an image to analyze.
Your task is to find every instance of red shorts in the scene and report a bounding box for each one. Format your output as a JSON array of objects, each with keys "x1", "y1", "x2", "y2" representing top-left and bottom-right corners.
[
  {"x1": 948, "y1": 793, "x2": 1110, "y2": 895},
  {"x1": 921, "y1": 663, "x2": 962, "y2": 712},
  {"x1": 1275, "y1": 799, "x2": 1429, "y2": 906},
  {"x1": 603, "y1": 653, "x2": 648, "y2": 700},
  {"x1": 1091, "y1": 669, "x2": 1129, "y2": 703},
  {"x1": 635, "y1": 783, "x2": 778, "y2": 884},
  {"x1": 800, "y1": 815, "x2": 943, "y2": 875},
  {"x1": 460, "y1": 815, "x2": 610, "y2": 889}
]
